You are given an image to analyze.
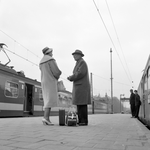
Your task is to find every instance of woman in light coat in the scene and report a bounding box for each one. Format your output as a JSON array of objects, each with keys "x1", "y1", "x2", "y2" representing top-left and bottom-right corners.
[{"x1": 39, "y1": 47, "x2": 61, "y2": 125}]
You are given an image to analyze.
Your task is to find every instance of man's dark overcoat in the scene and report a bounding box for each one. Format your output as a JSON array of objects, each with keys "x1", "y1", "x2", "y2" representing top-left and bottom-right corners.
[
  {"x1": 130, "y1": 93, "x2": 135, "y2": 105},
  {"x1": 69, "y1": 58, "x2": 91, "y2": 105},
  {"x1": 129, "y1": 92, "x2": 135, "y2": 117}
]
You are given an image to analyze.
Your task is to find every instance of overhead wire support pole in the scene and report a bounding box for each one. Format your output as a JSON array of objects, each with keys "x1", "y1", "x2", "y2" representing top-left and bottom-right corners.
[
  {"x1": 90, "y1": 72, "x2": 94, "y2": 114},
  {"x1": 110, "y1": 48, "x2": 113, "y2": 114}
]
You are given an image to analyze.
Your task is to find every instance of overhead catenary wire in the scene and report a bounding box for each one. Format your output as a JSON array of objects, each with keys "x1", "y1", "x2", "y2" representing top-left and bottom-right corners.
[
  {"x1": 93, "y1": 73, "x2": 131, "y2": 87},
  {"x1": 4, "y1": 46, "x2": 131, "y2": 89},
  {"x1": 0, "y1": 29, "x2": 40, "y2": 59},
  {"x1": 105, "y1": 0, "x2": 133, "y2": 83},
  {"x1": 92, "y1": 0, "x2": 132, "y2": 85},
  {"x1": 0, "y1": 15, "x2": 130, "y2": 95},
  {"x1": 4, "y1": 46, "x2": 71, "y2": 86},
  {"x1": 4, "y1": 45, "x2": 130, "y2": 95},
  {"x1": 4, "y1": 47, "x2": 38, "y2": 66},
  {"x1": 0, "y1": 30, "x2": 72, "y2": 86}
]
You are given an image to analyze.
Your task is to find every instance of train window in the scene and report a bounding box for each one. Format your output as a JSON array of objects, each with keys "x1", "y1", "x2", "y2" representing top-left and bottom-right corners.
[
  {"x1": 144, "y1": 75, "x2": 147, "y2": 91},
  {"x1": 5, "y1": 81, "x2": 19, "y2": 98},
  {"x1": 22, "y1": 84, "x2": 24, "y2": 89},
  {"x1": 35, "y1": 88, "x2": 37, "y2": 92}
]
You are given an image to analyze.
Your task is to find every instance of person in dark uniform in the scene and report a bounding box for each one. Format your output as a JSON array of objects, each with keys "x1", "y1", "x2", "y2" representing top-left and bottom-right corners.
[
  {"x1": 134, "y1": 90, "x2": 141, "y2": 118},
  {"x1": 67, "y1": 50, "x2": 91, "y2": 126},
  {"x1": 129, "y1": 89, "x2": 135, "y2": 118}
]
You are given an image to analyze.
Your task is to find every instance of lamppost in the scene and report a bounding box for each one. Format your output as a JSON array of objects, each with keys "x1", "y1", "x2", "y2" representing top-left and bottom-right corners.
[
  {"x1": 120, "y1": 94, "x2": 124, "y2": 113},
  {"x1": 110, "y1": 48, "x2": 113, "y2": 114}
]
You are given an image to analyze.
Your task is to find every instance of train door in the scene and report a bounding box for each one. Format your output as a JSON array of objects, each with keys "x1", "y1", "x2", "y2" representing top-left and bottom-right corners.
[{"x1": 24, "y1": 83, "x2": 34, "y2": 115}]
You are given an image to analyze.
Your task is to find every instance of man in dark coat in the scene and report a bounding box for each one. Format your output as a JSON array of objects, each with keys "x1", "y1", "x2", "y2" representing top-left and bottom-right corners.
[
  {"x1": 129, "y1": 89, "x2": 135, "y2": 118},
  {"x1": 134, "y1": 90, "x2": 141, "y2": 118},
  {"x1": 67, "y1": 50, "x2": 91, "y2": 126}
]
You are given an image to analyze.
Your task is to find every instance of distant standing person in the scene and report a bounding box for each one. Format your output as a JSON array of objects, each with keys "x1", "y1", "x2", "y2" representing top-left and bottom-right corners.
[
  {"x1": 129, "y1": 89, "x2": 135, "y2": 118},
  {"x1": 67, "y1": 50, "x2": 91, "y2": 126},
  {"x1": 134, "y1": 90, "x2": 141, "y2": 118},
  {"x1": 39, "y1": 47, "x2": 61, "y2": 125}
]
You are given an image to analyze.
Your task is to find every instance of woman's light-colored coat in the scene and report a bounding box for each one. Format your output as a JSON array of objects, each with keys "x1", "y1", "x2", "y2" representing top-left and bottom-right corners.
[
  {"x1": 69, "y1": 58, "x2": 91, "y2": 105},
  {"x1": 39, "y1": 55, "x2": 61, "y2": 109}
]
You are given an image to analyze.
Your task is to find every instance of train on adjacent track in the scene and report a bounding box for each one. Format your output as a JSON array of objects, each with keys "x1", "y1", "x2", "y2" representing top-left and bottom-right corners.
[
  {"x1": 0, "y1": 63, "x2": 44, "y2": 117},
  {"x1": 138, "y1": 55, "x2": 150, "y2": 128},
  {"x1": 0, "y1": 62, "x2": 108, "y2": 117}
]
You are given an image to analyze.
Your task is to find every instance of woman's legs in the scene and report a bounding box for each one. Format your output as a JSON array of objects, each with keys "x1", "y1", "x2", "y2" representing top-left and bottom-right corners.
[
  {"x1": 44, "y1": 108, "x2": 51, "y2": 121},
  {"x1": 42, "y1": 107, "x2": 54, "y2": 125}
]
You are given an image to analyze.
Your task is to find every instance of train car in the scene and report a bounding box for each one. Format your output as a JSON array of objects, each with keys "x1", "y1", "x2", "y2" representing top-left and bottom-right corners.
[
  {"x1": 88, "y1": 100, "x2": 108, "y2": 114},
  {"x1": 0, "y1": 63, "x2": 44, "y2": 117},
  {"x1": 138, "y1": 55, "x2": 150, "y2": 128}
]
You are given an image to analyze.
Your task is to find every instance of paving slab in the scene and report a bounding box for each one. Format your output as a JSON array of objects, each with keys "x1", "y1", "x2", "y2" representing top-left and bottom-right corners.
[{"x1": 0, "y1": 114, "x2": 149, "y2": 150}]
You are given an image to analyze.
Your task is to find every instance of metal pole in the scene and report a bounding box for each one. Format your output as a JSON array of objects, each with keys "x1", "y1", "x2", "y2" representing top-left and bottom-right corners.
[
  {"x1": 120, "y1": 94, "x2": 121, "y2": 113},
  {"x1": 106, "y1": 93, "x2": 109, "y2": 114},
  {"x1": 120, "y1": 94, "x2": 124, "y2": 113},
  {"x1": 90, "y1": 72, "x2": 94, "y2": 114},
  {"x1": 110, "y1": 48, "x2": 113, "y2": 114}
]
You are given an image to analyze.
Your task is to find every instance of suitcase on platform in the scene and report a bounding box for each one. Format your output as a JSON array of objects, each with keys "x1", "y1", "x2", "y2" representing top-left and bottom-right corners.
[{"x1": 59, "y1": 109, "x2": 65, "y2": 126}]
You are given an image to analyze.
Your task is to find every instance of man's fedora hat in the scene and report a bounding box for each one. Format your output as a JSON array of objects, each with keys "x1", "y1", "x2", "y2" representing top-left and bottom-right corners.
[{"x1": 72, "y1": 49, "x2": 84, "y2": 57}]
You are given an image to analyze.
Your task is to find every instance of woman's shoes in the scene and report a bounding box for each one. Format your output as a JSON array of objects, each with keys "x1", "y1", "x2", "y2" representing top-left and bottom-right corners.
[{"x1": 42, "y1": 118, "x2": 54, "y2": 126}]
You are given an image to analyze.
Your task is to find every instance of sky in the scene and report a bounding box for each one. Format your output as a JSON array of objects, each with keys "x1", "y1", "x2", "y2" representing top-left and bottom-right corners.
[{"x1": 0, "y1": 0, "x2": 150, "y2": 99}]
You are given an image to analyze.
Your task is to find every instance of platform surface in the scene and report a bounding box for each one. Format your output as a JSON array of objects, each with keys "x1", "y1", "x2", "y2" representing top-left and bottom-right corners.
[{"x1": 0, "y1": 114, "x2": 150, "y2": 150}]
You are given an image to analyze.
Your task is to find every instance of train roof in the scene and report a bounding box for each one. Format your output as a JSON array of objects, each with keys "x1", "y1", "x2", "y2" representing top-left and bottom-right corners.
[
  {"x1": 143, "y1": 55, "x2": 150, "y2": 76},
  {"x1": 0, "y1": 63, "x2": 40, "y2": 84},
  {"x1": 137, "y1": 54, "x2": 150, "y2": 90},
  {"x1": 139, "y1": 54, "x2": 150, "y2": 81},
  {"x1": 0, "y1": 63, "x2": 17, "y2": 74}
]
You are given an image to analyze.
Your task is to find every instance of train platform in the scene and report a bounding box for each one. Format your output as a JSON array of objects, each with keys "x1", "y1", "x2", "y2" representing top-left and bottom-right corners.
[{"x1": 0, "y1": 114, "x2": 150, "y2": 150}]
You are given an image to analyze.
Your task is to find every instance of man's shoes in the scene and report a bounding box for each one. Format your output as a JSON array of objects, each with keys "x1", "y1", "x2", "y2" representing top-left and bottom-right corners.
[{"x1": 78, "y1": 123, "x2": 88, "y2": 126}]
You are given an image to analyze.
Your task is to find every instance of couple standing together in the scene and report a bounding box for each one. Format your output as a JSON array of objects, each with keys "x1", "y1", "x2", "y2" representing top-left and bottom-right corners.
[
  {"x1": 39, "y1": 47, "x2": 91, "y2": 126},
  {"x1": 129, "y1": 89, "x2": 141, "y2": 118}
]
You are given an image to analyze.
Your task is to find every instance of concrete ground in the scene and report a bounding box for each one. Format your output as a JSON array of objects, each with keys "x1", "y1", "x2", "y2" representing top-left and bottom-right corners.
[{"x1": 0, "y1": 114, "x2": 150, "y2": 150}]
